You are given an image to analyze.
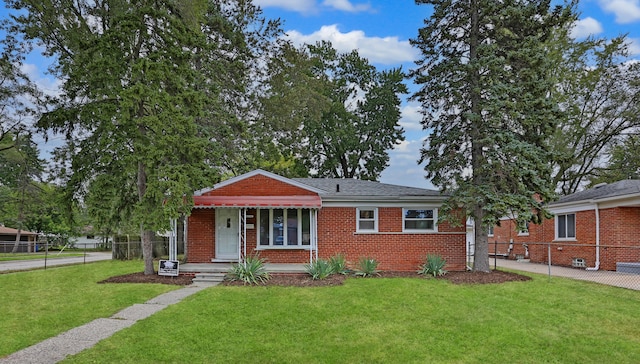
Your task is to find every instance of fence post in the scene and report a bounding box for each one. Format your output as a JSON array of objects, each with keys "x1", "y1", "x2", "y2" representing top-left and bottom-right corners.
[
  {"x1": 44, "y1": 240, "x2": 48, "y2": 270},
  {"x1": 547, "y1": 242, "x2": 551, "y2": 280},
  {"x1": 494, "y1": 240, "x2": 498, "y2": 270}
]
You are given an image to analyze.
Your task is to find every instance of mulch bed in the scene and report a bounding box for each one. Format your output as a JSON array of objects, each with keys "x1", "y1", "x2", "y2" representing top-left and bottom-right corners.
[{"x1": 100, "y1": 270, "x2": 530, "y2": 286}]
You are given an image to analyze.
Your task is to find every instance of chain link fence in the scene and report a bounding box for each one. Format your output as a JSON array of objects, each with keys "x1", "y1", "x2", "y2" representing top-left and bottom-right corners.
[{"x1": 479, "y1": 241, "x2": 640, "y2": 290}]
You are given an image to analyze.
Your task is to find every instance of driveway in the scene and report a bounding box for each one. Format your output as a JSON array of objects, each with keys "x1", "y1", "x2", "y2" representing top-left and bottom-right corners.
[
  {"x1": 0, "y1": 252, "x2": 112, "y2": 272},
  {"x1": 495, "y1": 258, "x2": 640, "y2": 291}
]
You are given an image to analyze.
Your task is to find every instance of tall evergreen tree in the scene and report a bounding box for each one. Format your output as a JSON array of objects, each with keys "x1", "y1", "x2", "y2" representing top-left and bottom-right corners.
[
  {"x1": 6, "y1": 0, "x2": 220, "y2": 274},
  {"x1": 410, "y1": 0, "x2": 575, "y2": 272}
]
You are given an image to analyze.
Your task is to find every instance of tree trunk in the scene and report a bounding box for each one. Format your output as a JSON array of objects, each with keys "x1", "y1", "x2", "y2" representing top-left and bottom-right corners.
[
  {"x1": 137, "y1": 159, "x2": 155, "y2": 275},
  {"x1": 11, "y1": 228, "x2": 22, "y2": 253},
  {"x1": 468, "y1": 0, "x2": 490, "y2": 273},
  {"x1": 473, "y1": 207, "x2": 490, "y2": 272},
  {"x1": 141, "y1": 228, "x2": 155, "y2": 275}
]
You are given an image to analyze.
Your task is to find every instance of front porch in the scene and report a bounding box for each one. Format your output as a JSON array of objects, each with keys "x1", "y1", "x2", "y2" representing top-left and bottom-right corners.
[{"x1": 180, "y1": 262, "x2": 307, "y2": 275}]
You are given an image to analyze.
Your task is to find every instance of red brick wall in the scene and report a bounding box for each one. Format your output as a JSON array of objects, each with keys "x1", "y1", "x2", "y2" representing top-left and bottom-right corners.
[
  {"x1": 202, "y1": 175, "x2": 317, "y2": 196},
  {"x1": 186, "y1": 206, "x2": 466, "y2": 271},
  {"x1": 488, "y1": 207, "x2": 640, "y2": 270},
  {"x1": 187, "y1": 209, "x2": 215, "y2": 263}
]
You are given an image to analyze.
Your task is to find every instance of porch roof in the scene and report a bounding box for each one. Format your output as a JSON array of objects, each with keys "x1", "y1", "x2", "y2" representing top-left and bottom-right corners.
[{"x1": 193, "y1": 195, "x2": 322, "y2": 209}]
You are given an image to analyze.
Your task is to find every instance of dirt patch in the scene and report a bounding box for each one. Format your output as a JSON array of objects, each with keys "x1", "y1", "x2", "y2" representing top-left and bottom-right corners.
[{"x1": 100, "y1": 270, "x2": 530, "y2": 287}]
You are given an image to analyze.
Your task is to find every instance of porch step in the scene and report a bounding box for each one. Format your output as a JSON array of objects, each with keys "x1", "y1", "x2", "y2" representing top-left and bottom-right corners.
[{"x1": 192, "y1": 272, "x2": 227, "y2": 286}]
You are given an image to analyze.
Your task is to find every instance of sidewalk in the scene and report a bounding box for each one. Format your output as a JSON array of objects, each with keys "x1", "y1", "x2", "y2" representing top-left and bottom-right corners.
[
  {"x1": 0, "y1": 282, "x2": 215, "y2": 364},
  {"x1": 494, "y1": 258, "x2": 640, "y2": 291},
  {"x1": 0, "y1": 252, "x2": 113, "y2": 272}
]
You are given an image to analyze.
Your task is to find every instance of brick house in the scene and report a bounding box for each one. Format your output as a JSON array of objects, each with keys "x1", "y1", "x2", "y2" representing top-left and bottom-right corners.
[
  {"x1": 488, "y1": 180, "x2": 640, "y2": 271},
  {"x1": 186, "y1": 169, "x2": 466, "y2": 271}
]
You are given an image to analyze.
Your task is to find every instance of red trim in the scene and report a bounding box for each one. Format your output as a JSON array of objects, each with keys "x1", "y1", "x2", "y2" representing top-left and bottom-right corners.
[{"x1": 193, "y1": 195, "x2": 322, "y2": 208}]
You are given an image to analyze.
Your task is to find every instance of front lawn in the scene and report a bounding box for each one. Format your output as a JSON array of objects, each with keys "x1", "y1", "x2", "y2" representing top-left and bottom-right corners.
[
  {"x1": 66, "y1": 273, "x2": 640, "y2": 363},
  {"x1": 0, "y1": 260, "x2": 182, "y2": 357}
]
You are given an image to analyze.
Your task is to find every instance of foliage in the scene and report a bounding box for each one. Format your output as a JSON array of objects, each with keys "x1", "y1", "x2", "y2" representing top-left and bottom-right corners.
[
  {"x1": 589, "y1": 134, "x2": 640, "y2": 186},
  {"x1": 328, "y1": 253, "x2": 350, "y2": 275},
  {"x1": 410, "y1": 0, "x2": 577, "y2": 271},
  {"x1": 258, "y1": 40, "x2": 407, "y2": 180},
  {"x1": 418, "y1": 254, "x2": 448, "y2": 277},
  {"x1": 548, "y1": 37, "x2": 640, "y2": 194},
  {"x1": 228, "y1": 254, "x2": 270, "y2": 285},
  {"x1": 304, "y1": 259, "x2": 334, "y2": 280},
  {"x1": 354, "y1": 257, "x2": 380, "y2": 277},
  {"x1": 5, "y1": 0, "x2": 280, "y2": 274}
]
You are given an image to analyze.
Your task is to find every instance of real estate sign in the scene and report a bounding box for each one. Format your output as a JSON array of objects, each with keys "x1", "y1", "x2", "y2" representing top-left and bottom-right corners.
[{"x1": 158, "y1": 260, "x2": 179, "y2": 276}]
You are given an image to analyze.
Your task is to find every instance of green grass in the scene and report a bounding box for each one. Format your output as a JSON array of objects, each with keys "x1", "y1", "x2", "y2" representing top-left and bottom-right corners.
[
  {"x1": 0, "y1": 252, "x2": 85, "y2": 261},
  {"x1": 66, "y1": 273, "x2": 640, "y2": 363},
  {"x1": 0, "y1": 260, "x2": 182, "y2": 356}
]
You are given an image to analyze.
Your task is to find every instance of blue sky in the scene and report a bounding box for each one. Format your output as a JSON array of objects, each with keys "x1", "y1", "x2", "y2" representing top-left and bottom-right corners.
[
  {"x1": 256, "y1": 0, "x2": 640, "y2": 189},
  {"x1": 5, "y1": 0, "x2": 640, "y2": 189}
]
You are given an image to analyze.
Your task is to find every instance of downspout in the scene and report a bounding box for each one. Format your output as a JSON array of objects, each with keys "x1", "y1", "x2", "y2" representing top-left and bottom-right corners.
[{"x1": 586, "y1": 203, "x2": 600, "y2": 271}]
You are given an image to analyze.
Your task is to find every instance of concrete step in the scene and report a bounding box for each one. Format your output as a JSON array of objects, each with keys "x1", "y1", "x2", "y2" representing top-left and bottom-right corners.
[{"x1": 192, "y1": 272, "x2": 226, "y2": 286}]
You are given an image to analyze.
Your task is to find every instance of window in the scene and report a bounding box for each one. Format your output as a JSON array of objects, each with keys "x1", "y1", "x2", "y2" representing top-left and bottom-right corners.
[
  {"x1": 357, "y1": 208, "x2": 377, "y2": 232},
  {"x1": 403, "y1": 208, "x2": 436, "y2": 232},
  {"x1": 258, "y1": 209, "x2": 311, "y2": 247},
  {"x1": 488, "y1": 226, "x2": 494, "y2": 237},
  {"x1": 556, "y1": 213, "x2": 576, "y2": 239},
  {"x1": 517, "y1": 222, "x2": 530, "y2": 236}
]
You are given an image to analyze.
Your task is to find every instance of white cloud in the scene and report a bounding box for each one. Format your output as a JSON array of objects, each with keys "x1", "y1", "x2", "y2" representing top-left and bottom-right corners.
[
  {"x1": 321, "y1": 0, "x2": 372, "y2": 13},
  {"x1": 570, "y1": 17, "x2": 603, "y2": 39},
  {"x1": 286, "y1": 24, "x2": 419, "y2": 65},
  {"x1": 379, "y1": 138, "x2": 435, "y2": 189},
  {"x1": 627, "y1": 37, "x2": 640, "y2": 56},
  {"x1": 399, "y1": 102, "x2": 423, "y2": 132},
  {"x1": 599, "y1": 0, "x2": 640, "y2": 24},
  {"x1": 254, "y1": 0, "x2": 317, "y2": 14}
]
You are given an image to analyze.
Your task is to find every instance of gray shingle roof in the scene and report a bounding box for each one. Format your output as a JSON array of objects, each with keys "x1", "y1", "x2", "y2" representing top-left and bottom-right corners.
[
  {"x1": 292, "y1": 178, "x2": 443, "y2": 198},
  {"x1": 551, "y1": 180, "x2": 640, "y2": 205}
]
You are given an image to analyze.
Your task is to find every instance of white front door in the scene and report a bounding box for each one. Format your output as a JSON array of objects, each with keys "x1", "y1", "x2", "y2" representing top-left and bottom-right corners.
[{"x1": 216, "y1": 209, "x2": 239, "y2": 260}]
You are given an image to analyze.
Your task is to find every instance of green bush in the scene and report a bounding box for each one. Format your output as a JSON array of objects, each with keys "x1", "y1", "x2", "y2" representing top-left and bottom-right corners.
[
  {"x1": 328, "y1": 253, "x2": 349, "y2": 275},
  {"x1": 305, "y1": 259, "x2": 334, "y2": 280},
  {"x1": 354, "y1": 257, "x2": 380, "y2": 277},
  {"x1": 418, "y1": 254, "x2": 447, "y2": 277},
  {"x1": 228, "y1": 254, "x2": 270, "y2": 285}
]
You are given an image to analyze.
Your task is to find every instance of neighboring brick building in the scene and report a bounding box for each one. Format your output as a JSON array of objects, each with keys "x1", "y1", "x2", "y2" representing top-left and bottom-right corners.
[
  {"x1": 488, "y1": 180, "x2": 640, "y2": 271},
  {"x1": 186, "y1": 169, "x2": 466, "y2": 271}
]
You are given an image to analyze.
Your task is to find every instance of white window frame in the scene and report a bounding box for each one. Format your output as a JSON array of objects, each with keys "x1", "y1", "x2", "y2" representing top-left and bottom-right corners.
[
  {"x1": 257, "y1": 208, "x2": 311, "y2": 248},
  {"x1": 402, "y1": 208, "x2": 437, "y2": 232},
  {"x1": 556, "y1": 213, "x2": 576, "y2": 240},
  {"x1": 356, "y1": 207, "x2": 378, "y2": 232},
  {"x1": 488, "y1": 225, "x2": 494, "y2": 237}
]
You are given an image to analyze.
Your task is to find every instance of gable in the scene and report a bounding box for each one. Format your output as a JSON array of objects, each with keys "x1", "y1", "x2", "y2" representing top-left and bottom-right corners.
[{"x1": 202, "y1": 174, "x2": 319, "y2": 197}]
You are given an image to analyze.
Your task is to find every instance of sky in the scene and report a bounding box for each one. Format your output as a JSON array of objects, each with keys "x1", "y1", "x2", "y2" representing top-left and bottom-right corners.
[
  {"x1": 4, "y1": 0, "x2": 640, "y2": 190},
  {"x1": 254, "y1": 0, "x2": 640, "y2": 189}
]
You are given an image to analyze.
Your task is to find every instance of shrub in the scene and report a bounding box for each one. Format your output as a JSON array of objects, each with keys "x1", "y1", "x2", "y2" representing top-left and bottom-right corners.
[
  {"x1": 418, "y1": 254, "x2": 447, "y2": 277},
  {"x1": 228, "y1": 254, "x2": 270, "y2": 285},
  {"x1": 305, "y1": 259, "x2": 334, "y2": 280},
  {"x1": 328, "y1": 253, "x2": 349, "y2": 275},
  {"x1": 354, "y1": 257, "x2": 380, "y2": 277}
]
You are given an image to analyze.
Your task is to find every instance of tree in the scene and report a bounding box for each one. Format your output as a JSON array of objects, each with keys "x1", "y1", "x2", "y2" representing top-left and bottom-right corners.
[
  {"x1": 0, "y1": 132, "x2": 45, "y2": 252},
  {"x1": 410, "y1": 0, "x2": 576, "y2": 272},
  {"x1": 257, "y1": 41, "x2": 407, "y2": 180},
  {"x1": 7, "y1": 0, "x2": 220, "y2": 274},
  {"x1": 589, "y1": 134, "x2": 640, "y2": 185},
  {"x1": 549, "y1": 37, "x2": 640, "y2": 194}
]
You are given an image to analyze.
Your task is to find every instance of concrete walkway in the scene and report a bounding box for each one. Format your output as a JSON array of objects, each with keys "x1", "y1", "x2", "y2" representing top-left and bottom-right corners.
[
  {"x1": 0, "y1": 252, "x2": 113, "y2": 272},
  {"x1": 0, "y1": 282, "x2": 214, "y2": 364},
  {"x1": 495, "y1": 259, "x2": 640, "y2": 291}
]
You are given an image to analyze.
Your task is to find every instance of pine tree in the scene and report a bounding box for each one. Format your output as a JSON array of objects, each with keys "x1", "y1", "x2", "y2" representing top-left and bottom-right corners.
[{"x1": 410, "y1": 0, "x2": 576, "y2": 272}]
